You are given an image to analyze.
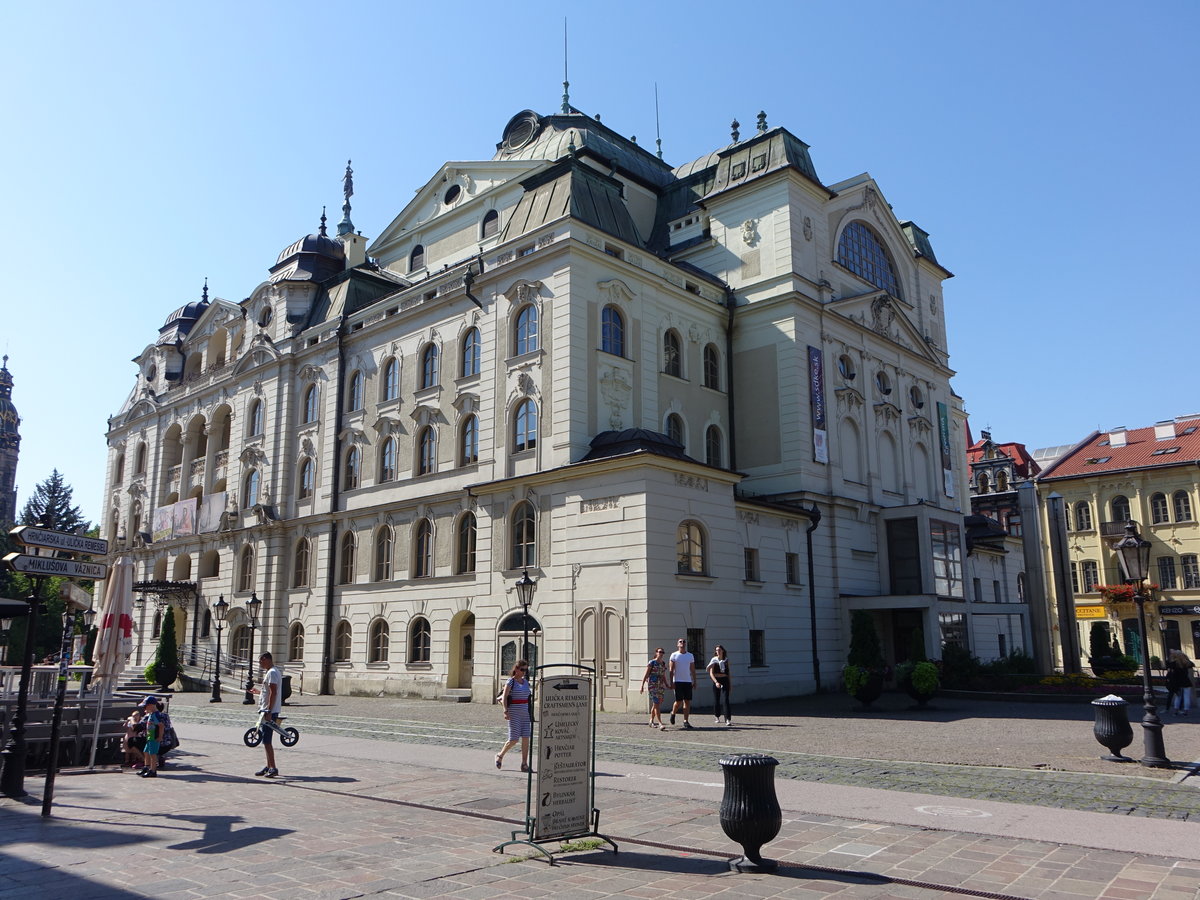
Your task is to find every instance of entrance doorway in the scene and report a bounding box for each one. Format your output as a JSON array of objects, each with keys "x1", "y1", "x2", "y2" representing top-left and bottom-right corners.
[
  {"x1": 578, "y1": 604, "x2": 627, "y2": 711},
  {"x1": 498, "y1": 611, "x2": 540, "y2": 684}
]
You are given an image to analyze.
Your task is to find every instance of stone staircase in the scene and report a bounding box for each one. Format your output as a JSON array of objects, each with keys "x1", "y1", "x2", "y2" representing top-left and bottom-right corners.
[{"x1": 438, "y1": 689, "x2": 472, "y2": 702}]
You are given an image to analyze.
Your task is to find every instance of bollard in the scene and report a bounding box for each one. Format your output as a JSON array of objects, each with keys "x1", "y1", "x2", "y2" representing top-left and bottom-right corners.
[
  {"x1": 719, "y1": 753, "x2": 781, "y2": 872},
  {"x1": 1092, "y1": 694, "x2": 1134, "y2": 762}
]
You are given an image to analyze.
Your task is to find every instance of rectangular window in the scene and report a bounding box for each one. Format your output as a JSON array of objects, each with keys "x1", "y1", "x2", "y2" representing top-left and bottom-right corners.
[
  {"x1": 993, "y1": 580, "x2": 1003, "y2": 604},
  {"x1": 931, "y1": 519, "x2": 964, "y2": 598},
  {"x1": 1182, "y1": 554, "x2": 1200, "y2": 589},
  {"x1": 785, "y1": 552, "x2": 800, "y2": 585},
  {"x1": 686, "y1": 628, "x2": 705, "y2": 663},
  {"x1": 939, "y1": 612, "x2": 967, "y2": 649},
  {"x1": 1070, "y1": 562, "x2": 1079, "y2": 594},
  {"x1": 743, "y1": 548, "x2": 759, "y2": 582},
  {"x1": 1158, "y1": 556, "x2": 1178, "y2": 589},
  {"x1": 886, "y1": 518, "x2": 922, "y2": 595},
  {"x1": 1082, "y1": 560, "x2": 1099, "y2": 592},
  {"x1": 749, "y1": 630, "x2": 766, "y2": 667},
  {"x1": 973, "y1": 577, "x2": 983, "y2": 603}
]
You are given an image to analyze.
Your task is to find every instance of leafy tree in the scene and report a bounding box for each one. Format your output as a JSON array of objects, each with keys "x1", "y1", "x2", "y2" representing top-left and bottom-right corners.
[
  {"x1": 846, "y1": 609, "x2": 885, "y2": 670},
  {"x1": 20, "y1": 469, "x2": 90, "y2": 533}
]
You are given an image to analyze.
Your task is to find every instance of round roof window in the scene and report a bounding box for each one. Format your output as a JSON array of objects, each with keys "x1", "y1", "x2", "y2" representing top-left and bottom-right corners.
[
  {"x1": 444, "y1": 184, "x2": 461, "y2": 205},
  {"x1": 501, "y1": 110, "x2": 542, "y2": 153},
  {"x1": 258, "y1": 306, "x2": 273, "y2": 327}
]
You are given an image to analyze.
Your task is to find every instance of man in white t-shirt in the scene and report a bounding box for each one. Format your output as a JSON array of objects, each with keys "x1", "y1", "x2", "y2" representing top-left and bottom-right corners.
[
  {"x1": 668, "y1": 638, "x2": 696, "y2": 729},
  {"x1": 251, "y1": 652, "x2": 283, "y2": 777}
]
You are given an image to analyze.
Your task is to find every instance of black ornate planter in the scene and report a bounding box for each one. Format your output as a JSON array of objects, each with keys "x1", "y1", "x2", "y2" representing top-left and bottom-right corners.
[
  {"x1": 1092, "y1": 696, "x2": 1134, "y2": 762},
  {"x1": 901, "y1": 678, "x2": 936, "y2": 709},
  {"x1": 850, "y1": 672, "x2": 885, "y2": 709},
  {"x1": 719, "y1": 753, "x2": 781, "y2": 872}
]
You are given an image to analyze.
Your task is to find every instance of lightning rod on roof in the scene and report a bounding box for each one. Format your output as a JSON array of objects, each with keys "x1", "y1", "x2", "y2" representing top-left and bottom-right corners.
[
  {"x1": 654, "y1": 83, "x2": 663, "y2": 160},
  {"x1": 561, "y1": 18, "x2": 570, "y2": 114}
]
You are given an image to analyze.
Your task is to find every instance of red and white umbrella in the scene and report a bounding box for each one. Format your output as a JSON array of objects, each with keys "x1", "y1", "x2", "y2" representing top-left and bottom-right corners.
[{"x1": 87, "y1": 555, "x2": 134, "y2": 768}]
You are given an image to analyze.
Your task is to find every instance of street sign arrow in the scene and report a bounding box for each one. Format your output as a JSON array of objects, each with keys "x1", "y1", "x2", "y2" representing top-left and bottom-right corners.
[
  {"x1": 3, "y1": 553, "x2": 108, "y2": 580},
  {"x1": 10, "y1": 526, "x2": 109, "y2": 557}
]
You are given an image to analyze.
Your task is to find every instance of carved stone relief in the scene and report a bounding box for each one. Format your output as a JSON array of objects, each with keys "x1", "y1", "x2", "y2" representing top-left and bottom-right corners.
[{"x1": 599, "y1": 366, "x2": 632, "y2": 430}]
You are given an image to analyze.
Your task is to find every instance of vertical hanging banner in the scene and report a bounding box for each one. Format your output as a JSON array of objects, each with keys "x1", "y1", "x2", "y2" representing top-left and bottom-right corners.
[
  {"x1": 533, "y1": 674, "x2": 593, "y2": 841},
  {"x1": 808, "y1": 346, "x2": 828, "y2": 464},
  {"x1": 937, "y1": 401, "x2": 955, "y2": 498}
]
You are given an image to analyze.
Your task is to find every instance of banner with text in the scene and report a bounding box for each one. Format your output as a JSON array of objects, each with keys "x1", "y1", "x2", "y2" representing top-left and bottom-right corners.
[
  {"x1": 937, "y1": 401, "x2": 955, "y2": 498},
  {"x1": 533, "y1": 675, "x2": 593, "y2": 842},
  {"x1": 808, "y1": 346, "x2": 828, "y2": 464}
]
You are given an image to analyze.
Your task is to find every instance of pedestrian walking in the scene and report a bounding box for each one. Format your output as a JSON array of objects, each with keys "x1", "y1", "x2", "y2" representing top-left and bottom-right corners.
[
  {"x1": 250, "y1": 652, "x2": 283, "y2": 777},
  {"x1": 138, "y1": 696, "x2": 163, "y2": 778},
  {"x1": 668, "y1": 638, "x2": 696, "y2": 729},
  {"x1": 495, "y1": 660, "x2": 532, "y2": 772},
  {"x1": 639, "y1": 647, "x2": 670, "y2": 728},
  {"x1": 1167, "y1": 649, "x2": 1195, "y2": 716},
  {"x1": 708, "y1": 644, "x2": 733, "y2": 725}
]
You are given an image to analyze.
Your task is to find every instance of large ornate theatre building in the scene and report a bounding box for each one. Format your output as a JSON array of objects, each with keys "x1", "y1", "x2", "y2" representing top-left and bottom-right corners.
[{"x1": 103, "y1": 104, "x2": 989, "y2": 706}]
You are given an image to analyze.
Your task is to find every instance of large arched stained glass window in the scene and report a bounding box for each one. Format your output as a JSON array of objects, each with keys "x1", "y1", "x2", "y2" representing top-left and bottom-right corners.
[{"x1": 836, "y1": 221, "x2": 901, "y2": 298}]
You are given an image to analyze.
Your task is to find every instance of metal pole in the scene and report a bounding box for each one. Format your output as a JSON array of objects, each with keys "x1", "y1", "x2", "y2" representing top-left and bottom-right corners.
[
  {"x1": 210, "y1": 621, "x2": 223, "y2": 703},
  {"x1": 243, "y1": 621, "x2": 256, "y2": 704},
  {"x1": 806, "y1": 504, "x2": 822, "y2": 691},
  {"x1": 1135, "y1": 587, "x2": 1169, "y2": 767},
  {"x1": 0, "y1": 579, "x2": 44, "y2": 798},
  {"x1": 42, "y1": 612, "x2": 78, "y2": 816}
]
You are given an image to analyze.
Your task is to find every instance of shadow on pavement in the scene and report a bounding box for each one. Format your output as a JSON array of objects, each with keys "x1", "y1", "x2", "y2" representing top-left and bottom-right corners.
[
  {"x1": 164, "y1": 813, "x2": 292, "y2": 853},
  {"x1": 0, "y1": 850, "x2": 143, "y2": 897}
]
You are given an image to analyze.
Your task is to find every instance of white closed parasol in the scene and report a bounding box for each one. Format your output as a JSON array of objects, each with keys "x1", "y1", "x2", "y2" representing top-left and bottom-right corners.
[{"x1": 87, "y1": 556, "x2": 134, "y2": 768}]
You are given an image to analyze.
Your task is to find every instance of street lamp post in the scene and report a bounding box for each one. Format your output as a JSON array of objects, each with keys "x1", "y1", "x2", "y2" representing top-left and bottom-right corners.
[
  {"x1": 0, "y1": 582, "x2": 43, "y2": 798},
  {"x1": 1112, "y1": 522, "x2": 1170, "y2": 768},
  {"x1": 210, "y1": 596, "x2": 228, "y2": 703},
  {"x1": 243, "y1": 592, "x2": 262, "y2": 704},
  {"x1": 514, "y1": 569, "x2": 536, "y2": 668},
  {"x1": 42, "y1": 603, "x2": 94, "y2": 817}
]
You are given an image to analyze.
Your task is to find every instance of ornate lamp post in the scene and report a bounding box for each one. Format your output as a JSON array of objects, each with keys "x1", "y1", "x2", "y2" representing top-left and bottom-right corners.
[
  {"x1": 0, "y1": 587, "x2": 40, "y2": 798},
  {"x1": 242, "y1": 592, "x2": 262, "y2": 704},
  {"x1": 514, "y1": 569, "x2": 536, "y2": 668},
  {"x1": 210, "y1": 596, "x2": 228, "y2": 703},
  {"x1": 1112, "y1": 522, "x2": 1170, "y2": 767},
  {"x1": 0, "y1": 611, "x2": 15, "y2": 665}
]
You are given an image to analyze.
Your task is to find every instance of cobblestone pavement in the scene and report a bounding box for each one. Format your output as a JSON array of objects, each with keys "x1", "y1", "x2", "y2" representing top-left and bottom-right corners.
[
  {"x1": 3, "y1": 723, "x2": 1200, "y2": 900},
  {"x1": 161, "y1": 689, "x2": 1200, "y2": 821}
]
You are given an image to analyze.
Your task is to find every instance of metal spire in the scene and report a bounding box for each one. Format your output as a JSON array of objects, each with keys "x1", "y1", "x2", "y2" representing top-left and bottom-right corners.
[
  {"x1": 654, "y1": 83, "x2": 663, "y2": 160},
  {"x1": 731, "y1": 119, "x2": 740, "y2": 142},
  {"x1": 201, "y1": 277, "x2": 208, "y2": 303},
  {"x1": 561, "y1": 18, "x2": 570, "y2": 114},
  {"x1": 338, "y1": 160, "x2": 355, "y2": 236},
  {"x1": 319, "y1": 207, "x2": 328, "y2": 237}
]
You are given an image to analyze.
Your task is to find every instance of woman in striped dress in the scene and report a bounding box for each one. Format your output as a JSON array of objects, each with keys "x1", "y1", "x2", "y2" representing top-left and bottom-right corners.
[{"x1": 495, "y1": 660, "x2": 532, "y2": 772}]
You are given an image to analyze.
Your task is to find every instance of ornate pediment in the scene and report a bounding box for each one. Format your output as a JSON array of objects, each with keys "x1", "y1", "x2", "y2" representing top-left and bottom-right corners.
[
  {"x1": 453, "y1": 392, "x2": 480, "y2": 416},
  {"x1": 504, "y1": 279, "x2": 543, "y2": 305},
  {"x1": 873, "y1": 401, "x2": 901, "y2": 423},
  {"x1": 598, "y1": 279, "x2": 634, "y2": 306},
  {"x1": 298, "y1": 364, "x2": 324, "y2": 383},
  {"x1": 835, "y1": 386, "x2": 865, "y2": 411},
  {"x1": 410, "y1": 404, "x2": 440, "y2": 427}
]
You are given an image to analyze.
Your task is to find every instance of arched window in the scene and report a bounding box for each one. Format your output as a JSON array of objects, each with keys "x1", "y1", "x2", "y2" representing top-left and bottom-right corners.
[
  {"x1": 334, "y1": 621, "x2": 352, "y2": 662},
  {"x1": 340, "y1": 531, "x2": 356, "y2": 584},
  {"x1": 201, "y1": 609, "x2": 212, "y2": 637},
  {"x1": 461, "y1": 327, "x2": 481, "y2": 378},
  {"x1": 601, "y1": 306, "x2": 625, "y2": 356},
  {"x1": 231, "y1": 624, "x2": 250, "y2": 657},
  {"x1": 511, "y1": 501, "x2": 536, "y2": 569},
  {"x1": 836, "y1": 220, "x2": 901, "y2": 298},
  {"x1": 413, "y1": 519, "x2": 433, "y2": 577},
  {"x1": 347, "y1": 371, "x2": 363, "y2": 411},
  {"x1": 408, "y1": 617, "x2": 431, "y2": 663},
  {"x1": 248, "y1": 401, "x2": 263, "y2": 437},
  {"x1": 374, "y1": 526, "x2": 393, "y2": 581},
  {"x1": 515, "y1": 304, "x2": 538, "y2": 356},
  {"x1": 420, "y1": 344, "x2": 439, "y2": 389},
  {"x1": 663, "y1": 330, "x2": 682, "y2": 377},
  {"x1": 243, "y1": 469, "x2": 260, "y2": 508},
  {"x1": 677, "y1": 521, "x2": 706, "y2": 574},
  {"x1": 292, "y1": 537, "x2": 311, "y2": 588},
  {"x1": 379, "y1": 437, "x2": 397, "y2": 483},
  {"x1": 995, "y1": 470, "x2": 1009, "y2": 492},
  {"x1": 514, "y1": 399, "x2": 537, "y2": 452},
  {"x1": 1074, "y1": 501, "x2": 1092, "y2": 531},
  {"x1": 302, "y1": 385, "x2": 319, "y2": 424},
  {"x1": 368, "y1": 619, "x2": 390, "y2": 663},
  {"x1": 703, "y1": 344, "x2": 720, "y2": 389},
  {"x1": 1111, "y1": 495, "x2": 1131, "y2": 523},
  {"x1": 381, "y1": 357, "x2": 399, "y2": 401},
  {"x1": 977, "y1": 473, "x2": 990, "y2": 494},
  {"x1": 343, "y1": 446, "x2": 360, "y2": 490},
  {"x1": 298, "y1": 458, "x2": 314, "y2": 500},
  {"x1": 409, "y1": 244, "x2": 425, "y2": 272},
  {"x1": 417, "y1": 426, "x2": 436, "y2": 475},
  {"x1": 481, "y1": 209, "x2": 499, "y2": 239},
  {"x1": 1151, "y1": 492, "x2": 1169, "y2": 523},
  {"x1": 705, "y1": 425, "x2": 723, "y2": 468},
  {"x1": 289, "y1": 623, "x2": 305, "y2": 662},
  {"x1": 457, "y1": 512, "x2": 477, "y2": 574},
  {"x1": 1016, "y1": 572, "x2": 1027, "y2": 601},
  {"x1": 114, "y1": 452, "x2": 125, "y2": 484},
  {"x1": 238, "y1": 545, "x2": 255, "y2": 592},
  {"x1": 135, "y1": 442, "x2": 148, "y2": 474},
  {"x1": 152, "y1": 610, "x2": 162, "y2": 638},
  {"x1": 460, "y1": 415, "x2": 479, "y2": 466},
  {"x1": 1174, "y1": 490, "x2": 1193, "y2": 522},
  {"x1": 666, "y1": 413, "x2": 684, "y2": 447}
]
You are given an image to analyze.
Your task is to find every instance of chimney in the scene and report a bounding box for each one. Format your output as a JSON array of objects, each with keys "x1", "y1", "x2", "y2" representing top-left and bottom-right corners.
[
  {"x1": 1154, "y1": 420, "x2": 1176, "y2": 441},
  {"x1": 1109, "y1": 427, "x2": 1126, "y2": 448}
]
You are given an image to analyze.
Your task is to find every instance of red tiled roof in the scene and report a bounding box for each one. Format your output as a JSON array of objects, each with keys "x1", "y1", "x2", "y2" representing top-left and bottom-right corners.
[{"x1": 1039, "y1": 419, "x2": 1200, "y2": 480}]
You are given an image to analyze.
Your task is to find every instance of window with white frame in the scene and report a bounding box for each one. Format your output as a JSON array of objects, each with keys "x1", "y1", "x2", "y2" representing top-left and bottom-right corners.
[
  {"x1": 457, "y1": 512, "x2": 477, "y2": 574},
  {"x1": 417, "y1": 426, "x2": 436, "y2": 475},
  {"x1": 292, "y1": 537, "x2": 310, "y2": 588},
  {"x1": 511, "y1": 501, "x2": 536, "y2": 569},
  {"x1": 703, "y1": 344, "x2": 721, "y2": 390},
  {"x1": 374, "y1": 526, "x2": 393, "y2": 581},
  {"x1": 1111, "y1": 495, "x2": 1131, "y2": 523},
  {"x1": 663, "y1": 330, "x2": 682, "y2": 377},
  {"x1": 239, "y1": 545, "x2": 254, "y2": 592},
  {"x1": 1073, "y1": 501, "x2": 1092, "y2": 531},
  {"x1": 340, "y1": 531, "x2": 356, "y2": 584},
  {"x1": 743, "y1": 548, "x2": 759, "y2": 581},
  {"x1": 335, "y1": 621, "x2": 352, "y2": 662},
  {"x1": 409, "y1": 617, "x2": 431, "y2": 663},
  {"x1": 347, "y1": 371, "x2": 363, "y2": 411},
  {"x1": 1151, "y1": 493, "x2": 1169, "y2": 524},
  {"x1": 382, "y1": 357, "x2": 399, "y2": 401},
  {"x1": 513, "y1": 399, "x2": 537, "y2": 452},
  {"x1": 461, "y1": 328, "x2": 481, "y2": 378},
  {"x1": 420, "y1": 344, "x2": 439, "y2": 389},
  {"x1": 666, "y1": 413, "x2": 684, "y2": 447},
  {"x1": 1082, "y1": 560, "x2": 1100, "y2": 592},
  {"x1": 1158, "y1": 556, "x2": 1177, "y2": 589},
  {"x1": 1182, "y1": 554, "x2": 1200, "y2": 589},
  {"x1": 343, "y1": 446, "x2": 360, "y2": 490},
  {"x1": 705, "y1": 425, "x2": 723, "y2": 468},
  {"x1": 302, "y1": 385, "x2": 319, "y2": 423},
  {"x1": 514, "y1": 305, "x2": 538, "y2": 356},
  {"x1": 460, "y1": 415, "x2": 479, "y2": 465},
  {"x1": 413, "y1": 519, "x2": 433, "y2": 578},
  {"x1": 931, "y1": 519, "x2": 964, "y2": 597},
  {"x1": 785, "y1": 552, "x2": 800, "y2": 585},
  {"x1": 298, "y1": 458, "x2": 314, "y2": 500},
  {"x1": 289, "y1": 623, "x2": 304, "y2": 662},
  {"x1": 379, "y1": 437, "x2": 397, "y2": 483},
  {"x1": 676, "y1": 521, "x2": 706, "y2": 575},
  {"x1": 368, "y1": 619, "x2": 389, "y2": 663},
  {"x1": 243, "y1": 469, "x2": 260, "y2": 508},
  {"x1": 749, "y1": 630, "x2": 766, "y2": 667},
  {"x1": 601, "y1": 305, "x2": 625, "y2": 357},
  {"x1": 1174, "y1": 490, "x2": 1193, "y2": 522}
]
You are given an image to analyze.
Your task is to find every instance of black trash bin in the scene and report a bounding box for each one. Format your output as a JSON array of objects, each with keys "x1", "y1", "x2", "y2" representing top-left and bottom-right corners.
[
  {"x1": 281, "y1": 675, "x2": 293, "y2": 705},
  {"x1": 1092, "y1": 695, "x2": 1133, "y2": 762},
  {"x1": 719, "y1": 753, "x2": 781, "y2": 872}
]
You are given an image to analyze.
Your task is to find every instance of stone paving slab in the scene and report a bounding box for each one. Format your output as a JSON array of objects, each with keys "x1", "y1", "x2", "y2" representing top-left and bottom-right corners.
[{"x1": 2, "y1": 727, "x2": 1199, "y2": 900}]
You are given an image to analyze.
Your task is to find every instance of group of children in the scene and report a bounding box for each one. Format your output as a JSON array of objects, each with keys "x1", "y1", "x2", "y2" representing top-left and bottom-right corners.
[{"x1": 121, "y1": 695, "x2": 171, "y2": 777}]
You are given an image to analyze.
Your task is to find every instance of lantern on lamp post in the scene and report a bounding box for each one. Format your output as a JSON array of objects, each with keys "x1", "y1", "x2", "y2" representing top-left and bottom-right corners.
[
  {"x1": 242, "y1": 592, "x2": 262, "y2": 705},
  {"x1": 1112, "y1": 522, "x2": 1169, "y2": 767},
  {"x1": 211, "y1": 596, "x2": 228, "y2": 703},
  {"x1": 514, "y1": 569, "x2": 536, "y2": 668}
]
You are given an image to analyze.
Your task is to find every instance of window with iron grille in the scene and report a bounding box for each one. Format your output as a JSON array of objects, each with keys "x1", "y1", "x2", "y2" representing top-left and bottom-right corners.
[
  {"x1": 750, "y1": 630, "x2": 766, "y2": 667},
  {"x1": 743, "y1": 548, "x2": 759, "y2": 581},
  {"x1": 785, "y1": 552, "x2": 800, "y2": 585}
]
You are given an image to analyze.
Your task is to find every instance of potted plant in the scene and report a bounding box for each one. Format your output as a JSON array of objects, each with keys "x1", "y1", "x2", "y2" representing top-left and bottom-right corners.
[
  {"x1": 843, "y1": 610, "x2": 886, "y2": 708},
  {"x1": 895, "y1": 628, "x2": 940, "y2": 707}
]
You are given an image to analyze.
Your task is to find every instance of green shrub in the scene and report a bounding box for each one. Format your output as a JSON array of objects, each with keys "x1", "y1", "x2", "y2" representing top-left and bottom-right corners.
[
  {"x1": 939, "y1": 643, "x2": 979, "y2": 688},
  {"x1": 846, "y1": 610, "x2": 885, "y2": 670}
]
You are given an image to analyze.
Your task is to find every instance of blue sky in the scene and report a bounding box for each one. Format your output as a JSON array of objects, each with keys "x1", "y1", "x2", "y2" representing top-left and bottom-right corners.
[{"x1": 4, "y1": 1, "x2": 1197, "y2": 524}]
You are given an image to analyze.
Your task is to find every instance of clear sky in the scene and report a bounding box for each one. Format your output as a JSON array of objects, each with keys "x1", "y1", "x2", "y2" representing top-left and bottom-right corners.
[{"x1": 4, "y1": 1, "x2": 1197, "y2": 525}]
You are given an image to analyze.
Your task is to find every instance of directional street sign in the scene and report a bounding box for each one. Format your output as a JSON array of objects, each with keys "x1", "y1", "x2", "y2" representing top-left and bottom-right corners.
[
  {"x1": 3, "y1": 553, "x2": 108, "y2": 581},
  {"x1": 10, "y1": 526, "x2": 108, "y2": 557}
]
